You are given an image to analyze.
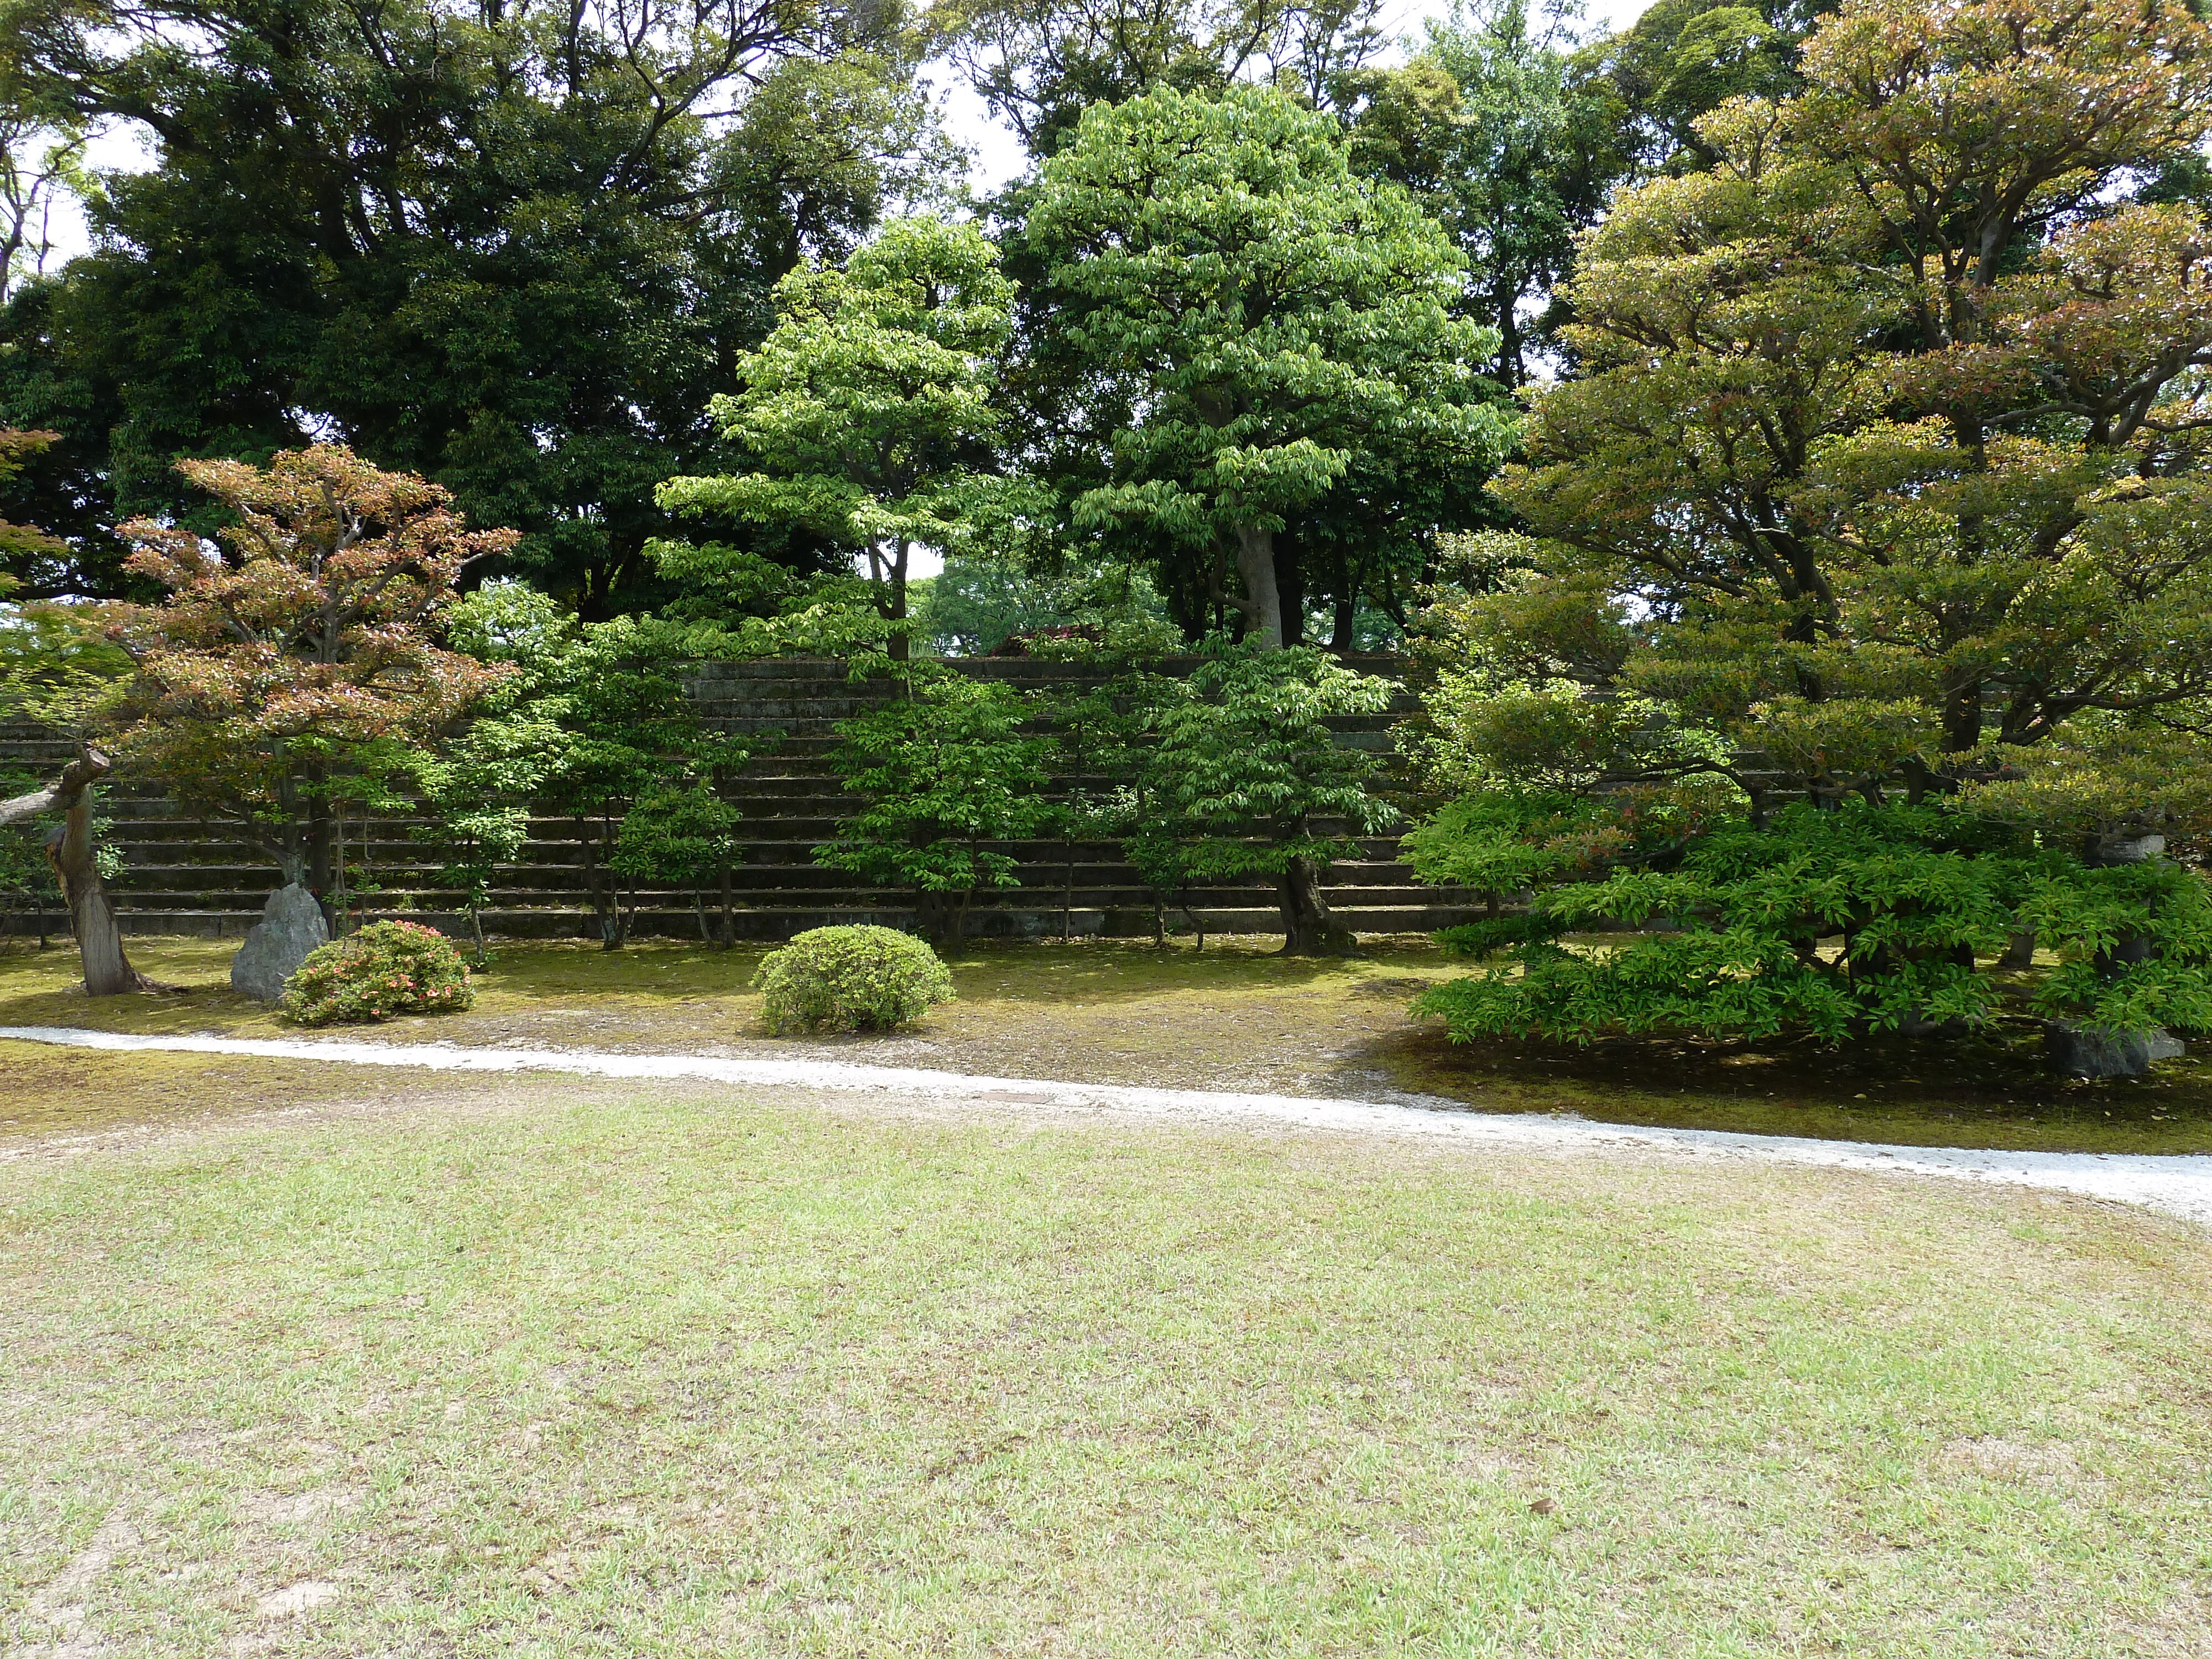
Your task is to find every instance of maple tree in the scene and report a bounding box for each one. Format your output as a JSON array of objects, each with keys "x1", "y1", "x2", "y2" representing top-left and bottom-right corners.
[{"x1": 100, "y1": 447, "x2": 514, "y2": 908}]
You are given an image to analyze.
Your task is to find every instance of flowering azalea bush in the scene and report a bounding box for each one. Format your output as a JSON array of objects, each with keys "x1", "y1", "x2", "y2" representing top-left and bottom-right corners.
[
  {"x1": 281, "y1": 921, "x2": 474, "y2": 1026},
  {"x1": 753, "y1": 925, "x2": 954, "y2": 1034}
]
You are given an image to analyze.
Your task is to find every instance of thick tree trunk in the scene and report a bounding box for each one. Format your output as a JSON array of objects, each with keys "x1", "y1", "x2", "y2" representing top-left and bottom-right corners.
[
  {"x1": 17, "y1": 751, "x2": 158, "y2": 996},
  {"x1": 1234, "y1": 526, "x2": 1284, "y2": 650},
  {"x1": 1278, "y1": 856, "x2": 1357, "y2": 957}
]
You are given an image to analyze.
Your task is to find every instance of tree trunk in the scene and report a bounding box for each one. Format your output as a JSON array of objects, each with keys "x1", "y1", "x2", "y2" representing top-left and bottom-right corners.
[
  {"x1": 914, "y1": 888, "x2": 968, "y2": 950},
  {"x1": 888, "y1": 539, "x2": 911, "y2": 663},
  {"x1": 1279, "y1": 855, "x2": 1357, "y2": 957},
  {"x1": 1273, "y1": 528, "x2": 1305, "y2": 648},
  {"x1": 577, "y1": 816, "x2": 623, "y2": 950},
  {"x1": 719, "y1": 864, "x2": 735, "y2": 950},
  {"x1": 38, "y1": 758, "x2": 157, "y2": 996},
  {"x1": 1234, "y1": 526, "x2": 1284, "y2": 650}
]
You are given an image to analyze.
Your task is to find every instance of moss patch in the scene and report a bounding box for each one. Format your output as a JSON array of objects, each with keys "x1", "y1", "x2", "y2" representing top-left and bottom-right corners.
[{"x1": 8, "y1": 934, "x2": 2212, "y2": 1153}]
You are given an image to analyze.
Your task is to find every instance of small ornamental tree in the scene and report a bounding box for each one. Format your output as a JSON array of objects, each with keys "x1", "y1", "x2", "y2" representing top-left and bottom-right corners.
[
  {"x1": 433, "y1": 582, "x2": 748, "y2": 951},
  {"x1": 817, "y1": 670, "x2": 1054, "y2": 947},
  {"x1": 1130, "y1": 648, "x2": 1399, "y2": 954},
  {"x1": 658, "y1": 218, "x2": 1021, "y2": 661},
  {"x1": 612, "y1": 783, "x2": 743, "y2": 947},
  {"x1": 100, "y1": 448, "x2": 514, "y2": 910}
]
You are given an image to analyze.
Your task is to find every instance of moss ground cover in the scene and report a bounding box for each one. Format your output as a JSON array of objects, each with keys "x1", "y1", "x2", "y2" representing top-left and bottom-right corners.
[
  {"x1": 2, "y1": 1062, "x2": 2209, "y2": 1656},
  {"x1": 8, "y1": 935, "x2": 2212, "y2": 1154}
]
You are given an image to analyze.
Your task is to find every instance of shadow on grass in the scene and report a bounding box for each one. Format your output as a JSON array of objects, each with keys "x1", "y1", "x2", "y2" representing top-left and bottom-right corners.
[{"x1": 1374, "y1": 1017, "x2": 2212, "y2": 1155}]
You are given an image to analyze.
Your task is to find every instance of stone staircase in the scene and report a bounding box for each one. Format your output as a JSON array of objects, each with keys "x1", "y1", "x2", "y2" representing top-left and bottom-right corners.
[{"x1": 1, "y1": 655, "x2": 1483, "y2": 942}]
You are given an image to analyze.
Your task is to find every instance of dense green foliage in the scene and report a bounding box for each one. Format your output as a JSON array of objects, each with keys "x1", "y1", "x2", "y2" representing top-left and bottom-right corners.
[
  {"x1": 753, "y1": 922, "x2": 955, "y2": 1031},
  {"x1": 1126, "y1": 648, "x2": 1396, "y2": 953},
  {"x1": 1405, "y1": 0, "x2": 2212, "y2": 1057},
  {"x1": 280, "y1": 920, "x2": 474, "y2": 1025},
  {"x1": 658, "y1": 218, "x2": 1022, "y2": 659},
  {"x1": 432, "y1": 581, "x2": 746, "y2": 950},
  {"x1": 1019, "y1": 84, "x2": 1512, "y2": 651},
  {"x1": 817, "y1": 671, "x2": 1055, "y2": 946},
  {"x1": 0, "y1": 0, "x2": 942, "y2": 607},
  {"x1": 1412, "y1": 803, "x2": 2212, "y2": 1045}
]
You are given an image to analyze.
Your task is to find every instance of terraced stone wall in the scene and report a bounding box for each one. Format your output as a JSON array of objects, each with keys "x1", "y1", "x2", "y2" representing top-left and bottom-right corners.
[{"x1": 1, "y1": 655, "x2": 1480, "y2": 942}]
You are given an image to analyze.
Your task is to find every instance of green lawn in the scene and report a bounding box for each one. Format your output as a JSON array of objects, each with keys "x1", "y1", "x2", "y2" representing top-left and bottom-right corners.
[
  {"x1": 8, "y1": 933, "x2": 2212, "y2": 1154},
  {"x1": 4, "y1": 1061, "x2": 2209, "y2": 1655}
]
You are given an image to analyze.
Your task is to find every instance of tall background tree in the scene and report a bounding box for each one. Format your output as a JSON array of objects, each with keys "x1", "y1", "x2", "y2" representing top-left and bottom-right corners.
[
  {"x1": 0, "y1": 0, "x2": 952, "y2": 611},
  {"x1": 1018, "y1": 83, "x2": 1512, "y2": 650}
]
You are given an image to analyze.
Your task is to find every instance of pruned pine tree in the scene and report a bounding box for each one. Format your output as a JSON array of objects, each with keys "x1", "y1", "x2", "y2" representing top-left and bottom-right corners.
[{"x1": 1407, "y1": 0, "x2": 2212, "y2": 1064}]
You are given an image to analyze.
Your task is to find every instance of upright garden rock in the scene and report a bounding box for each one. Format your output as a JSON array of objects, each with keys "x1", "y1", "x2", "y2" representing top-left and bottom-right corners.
[
  {"x1": 231, "y1": 884, "x2": 330, "y2": 1002},
  {"x1": 2045, "y1": 1021, "x2": 2185, "y2": 1079}
]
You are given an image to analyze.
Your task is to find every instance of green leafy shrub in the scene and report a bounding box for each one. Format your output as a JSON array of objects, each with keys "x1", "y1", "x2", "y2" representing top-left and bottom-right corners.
[
  {"x1": 281, "y1": 921, "x2": 475, "y2": 1026},
  {"x1": 1411, "y1": 801, "x2": 2212, "y2": 1047},
  {"x1": 753, "y1": 925, "x2": 954, "y2": 1034},
  {"x1": 817, "y1": 673, "x2": 1053, "y2": 947}
]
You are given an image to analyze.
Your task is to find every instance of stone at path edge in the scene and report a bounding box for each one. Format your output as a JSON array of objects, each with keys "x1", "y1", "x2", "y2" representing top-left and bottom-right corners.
[{"x1": 231, "y1": 884, "x2": 331, "y2": 1003}]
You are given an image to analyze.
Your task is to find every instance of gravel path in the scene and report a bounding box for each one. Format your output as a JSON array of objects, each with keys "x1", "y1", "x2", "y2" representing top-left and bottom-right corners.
[{"x1": 7, "y1": 1023, "x2": 2211, "y2": 1225}]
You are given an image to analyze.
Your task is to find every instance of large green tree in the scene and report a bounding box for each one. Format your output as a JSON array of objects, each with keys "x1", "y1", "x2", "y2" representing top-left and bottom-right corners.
[
  {"x1": 658, "y1": 217, "x2": 1021, "y2": 661},
  {"x1": 934, "y1": 0, "x2": 1387, "y2": 161},
  {"x1": 0, "y1": 0, "x2": 946, "y2": 609},
  {"x1": 1410, "y1": 0, "x2": 2212, "y2": 1061},
  {"x1": 1342, "y1": 0, "x2": 1631, "y2": 389},
  {"x1": 1018, "y1": 83, "x2": 1512, "y2": 652}
]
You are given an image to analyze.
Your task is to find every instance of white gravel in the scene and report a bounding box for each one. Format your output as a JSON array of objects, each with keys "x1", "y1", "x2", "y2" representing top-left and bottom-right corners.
[{"x1": 6, "y1": 1023, "x2": 2210, "y2": 1226}]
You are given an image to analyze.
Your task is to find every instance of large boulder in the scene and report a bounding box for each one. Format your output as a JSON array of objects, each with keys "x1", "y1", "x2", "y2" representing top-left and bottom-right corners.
[
  {"x1": 232, "y1": 884, "x2": 330, "y2": 1003},
  {"x1": 2045, "y1": 1021, "x2": 2185, "y2": 1079}
]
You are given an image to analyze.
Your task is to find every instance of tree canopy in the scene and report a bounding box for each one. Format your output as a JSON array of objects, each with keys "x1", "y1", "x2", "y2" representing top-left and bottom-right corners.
[
  {"x1": 657, "y1": 217, "x2": 1021, "y2": 660},
  {"x1": 1405, "y1": 0, "x2": 2212, "y2": 1057},
  {"x1": 0, "y1": 0, "x2": 947, "y2": 607},
  {"x1": 1020, "y1": 83, "x2": 1513, "y2": 651}
]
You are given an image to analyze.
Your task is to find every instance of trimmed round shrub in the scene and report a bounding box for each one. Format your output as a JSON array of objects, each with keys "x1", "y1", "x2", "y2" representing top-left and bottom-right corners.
[
  {"x1": 281, "y1": 920, "x2": 475, "y2": 1026},
  {"x1": 754, "y1": 925, "x2": 954, "y2": 1034}
]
